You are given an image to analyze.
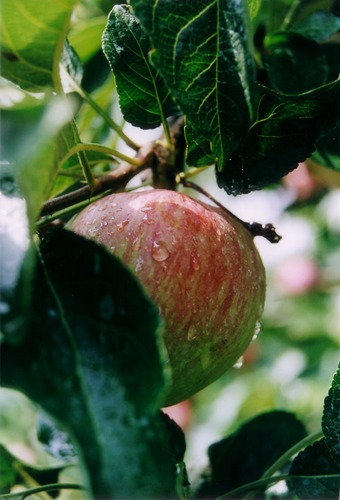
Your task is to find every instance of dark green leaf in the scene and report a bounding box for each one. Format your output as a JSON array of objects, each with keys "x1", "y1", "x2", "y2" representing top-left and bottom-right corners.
[
  {"x1": 102, "y1": 5, "x2": 178, "y2": 129},
  {"x1": 130, "y1": 0, "x2": 257, "y2": 166},
  {"x1": 322, "y1": 361, "x2": 340, "y2": 467},
  {"x1": 312, "y1": 121, "x2": 340, "y2": 170},
  {"x1": 0, "y1": 229, "x2": 174, "y2": 498},
  {"x1": 160, "y1": 411, "x2": 186, "y2": 465},
  {"x1": 257, "y1": 0, "x2": 335, "y2": 34},
  {"x1": 0, "y1": 0, "x2": 77, "y2": 91},
  {"x1": 197, "y1": 410, "x2": 307, "y2": 497},
  {"x1": 216, "y1": 79, "x2": 340, "y2": 194},
  {"x1": 0, "y1": 445, "x2": 17, "y2": 494},
  {"x1": 289, "y1": 439, "x2": 340, "y2": 499},
  {"x1": 290, "y1": 11, "x2": 340, "y2": 42},
  {"x1": 262, "y1": 32, "x2": 328, "y2": 93}
]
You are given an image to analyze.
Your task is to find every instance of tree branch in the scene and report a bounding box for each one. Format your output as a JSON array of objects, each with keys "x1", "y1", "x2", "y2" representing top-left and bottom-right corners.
[{"x1": 40, "y1": 145, "x2": 156, "y2": 217}]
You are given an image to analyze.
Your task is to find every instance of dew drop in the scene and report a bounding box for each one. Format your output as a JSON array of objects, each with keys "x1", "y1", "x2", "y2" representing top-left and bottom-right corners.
[
  {"x1": 116, "y1": 219, "x2": 129, "y2": 233},
  {"x1": 233, "y1": 356, "x2": 244, "y2": 369},
  {"x1": 151, "y1": 241, "x2": 170, "y2": 262},
  {"x1": 252, "y1": 321, "x2": 263, "y2": 341},
  {"x1": 142, "y1": 213, "x2": 155, "y2": 225},
  {"x1": 135, "y1": 256, "x2": 144, "y2": 272},
  {"x1": 190, "y1": 253, "x2": 200, "y2": 271}
]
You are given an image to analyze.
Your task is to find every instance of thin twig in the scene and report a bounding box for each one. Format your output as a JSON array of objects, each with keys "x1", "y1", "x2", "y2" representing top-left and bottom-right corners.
[{"x1": 180, "y1": 178, "x2": 282, "y2": 244}]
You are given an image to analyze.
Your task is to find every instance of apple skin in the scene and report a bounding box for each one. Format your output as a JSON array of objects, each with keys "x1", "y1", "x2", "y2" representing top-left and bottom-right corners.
[{"x1": 68, "y1": 189, "x2": 266, "y2": 406}]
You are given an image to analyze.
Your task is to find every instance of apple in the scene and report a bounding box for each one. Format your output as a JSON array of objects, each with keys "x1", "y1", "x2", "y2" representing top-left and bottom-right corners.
[{"x1": 68, "y1": 189, "x2": 266, "y2": 406}]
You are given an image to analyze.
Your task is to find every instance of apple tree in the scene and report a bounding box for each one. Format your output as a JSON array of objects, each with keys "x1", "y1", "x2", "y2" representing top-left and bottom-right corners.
[{"x1": 0, "y1": 0, "x2": 340, "y2": 498}]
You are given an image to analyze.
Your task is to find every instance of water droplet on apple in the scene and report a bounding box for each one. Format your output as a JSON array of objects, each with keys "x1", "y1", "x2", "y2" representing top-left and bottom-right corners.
[
  {"x1": 135, "y1": 256, "x2": 144, "y2": 272},
  {"x1": 187, "y1": 325, "x2": 198, "y2": 341},
  {"x1": 142, "y1": 214, "x2": 155, "y2": 225},
  {"x1": 116, "y1": 219, "x2": 129, "y2": 233},
  {"x1": 233, "y1": 356, "x2": 244, "y2": 369},
  {"x1": 252, "y1": 321, "x2": 263, "y2": 341},
  {"x1": 151, "y1": 241, "x2": 170, "y2": 262},
  {"x1": 190, "y1": 253, "x2": 200, "y2": 271}
]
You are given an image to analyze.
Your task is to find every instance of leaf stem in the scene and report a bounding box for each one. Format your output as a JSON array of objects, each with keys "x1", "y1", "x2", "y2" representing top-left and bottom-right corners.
[
  {"x1": 280, "y1": 0, "x2": 300, "y2": 30},
  {"x1": 69, "y1": 119, "x2": 97, "y2": 192},
  {"x1": 180, "y1": 178, "x2": 281, "y2": 243},
  {"x1": 216, "y1": 473, "x2": 340, "y2": 499},
  {"x1": 68, "y1": 75, "x2": 139, "y2": 150},
  {"x1": 261, "y1": 430, "x2": 324, "y2": 479},
  {"x1": 37, "y1": 190, "x2": 112, "y2": 227},
  {"x1": 0, "y1": 483, "x2": 84, "y2": 499},
  {"x1": 58, "y1": 142, "x2": 141, "y2": 171},
  {"x1": 40, "y1": 146, "x2": 155, "y2": 218},
  {"x1": 242, "y1": 430, "x2": 324, "y2": 500}
]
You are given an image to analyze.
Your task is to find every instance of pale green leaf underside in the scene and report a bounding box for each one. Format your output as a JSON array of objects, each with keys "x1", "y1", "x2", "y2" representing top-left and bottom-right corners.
[
  {"x1": 0, "y1": 0, "x2": 76, "y2": 90},
  {"x1": 130, "y1": 0, "x2": 256, "y2": 167},
  {"x1": 102, "y1": 5, "x2": 178, "y2": 129}
]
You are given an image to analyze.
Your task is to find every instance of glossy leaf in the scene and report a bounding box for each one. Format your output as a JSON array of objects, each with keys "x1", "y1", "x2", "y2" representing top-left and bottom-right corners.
[
  {"x1": 0, "y1": 0, "x2": 77, "y2": 91},
  {"x1": 197, "y1": 410, "x2": 307, "y2": 497},
  {"x1": 289, "y1": 439, "x2": 340, "y2": 499},
  {"x1": 102, "y1": 5, "x2": 178, "y2": 129},
  {"x1": 130, "y1": 0, "x2": 257, "y2": 166},
  {"x1": 216, "y1": 79, "x2": 340, "y2": 194},
  {"x1": 0, "y1": 229, "x2": 174, "y2": 498},
  {"x1": 60, "y1": 40, "x2": 84, "y2": 92},
  {"x1": 322, "y1": 361, "x2": 340, "y2": 467},
  {"x1": 262, "y1": 32, "x2": 328, "y2": 93}
]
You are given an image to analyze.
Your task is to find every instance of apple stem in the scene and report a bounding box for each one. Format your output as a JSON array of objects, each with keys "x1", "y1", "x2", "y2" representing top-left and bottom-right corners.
[{"x1": 180, "y1": 179, "x2": 282, "y2": 244}]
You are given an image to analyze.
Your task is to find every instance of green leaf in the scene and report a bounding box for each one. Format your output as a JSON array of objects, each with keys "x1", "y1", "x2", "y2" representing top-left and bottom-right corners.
[
  {"x1": 68, "y1": 17, "x2": 107, "y2": 63},
  {"x1": 102, "y1": 5, "x2": 178, "y2": 129},
  {"x1": 2, "y1": 99, "x2": 74, "y2": 232},
  {"x1": 0, "y1": 229, "x2": 174, "y2": 498},
  {"x1": 322, "y1": 361, "x2": 340, "y2": 467},
  {"x1": 197, "y1": 410, "x2": 307, "y2": 497},
  {"x1": 216, "y1": 79, "x2": 340, "y2": 194},
  {"x1": 289, "y1": 439, "x2": 340, "y2": 499},
  {"x1": 0, "y1": 98, "x2": 73, "y2": 344},
  {"x1": 262, "y1": 32, "x2": 328, "y2": 93},
  {"x1": 0, "y1": 0, "x2": 77, "y2": 91},
  {"x1": 60, "y1": 40, "x2": 84, "y2": 92},
  {"x1": 130, "y1": 0, "x2": 257, "y2": 166}
]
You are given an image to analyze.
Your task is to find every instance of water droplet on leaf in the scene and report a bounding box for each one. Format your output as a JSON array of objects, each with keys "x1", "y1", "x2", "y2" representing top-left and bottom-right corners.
[
  {"x1": 233, "y1": 356, "x2": 244, "y2": 369},
  {"x1": 252, "y1": 321, "x2": 263, "y2": 341}
]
